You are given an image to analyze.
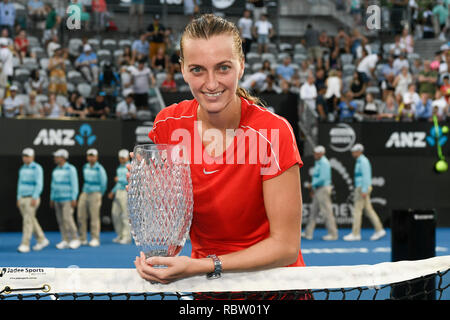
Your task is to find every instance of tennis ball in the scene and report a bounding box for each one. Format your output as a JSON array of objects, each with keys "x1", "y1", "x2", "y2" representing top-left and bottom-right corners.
[
  {"x1": 435, "y1": 160, "x2": 448, "y2": 173},
  {"x1": 442, "y1": 126, "x2": 449, "y2": 134}
]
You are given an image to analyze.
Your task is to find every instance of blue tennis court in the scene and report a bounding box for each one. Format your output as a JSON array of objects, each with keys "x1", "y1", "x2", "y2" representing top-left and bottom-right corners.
[{"x1": 1, "y1": 228, "x2": 449, "y2": 268}]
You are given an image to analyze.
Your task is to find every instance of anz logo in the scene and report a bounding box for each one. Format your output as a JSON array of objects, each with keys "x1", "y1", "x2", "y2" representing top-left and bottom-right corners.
[
  {"x1": 33, "y1": 124, "x2": 97, "y2": 147},
  {"x1": 385, "y1": 127, "x2": 448, "y2": 149}
]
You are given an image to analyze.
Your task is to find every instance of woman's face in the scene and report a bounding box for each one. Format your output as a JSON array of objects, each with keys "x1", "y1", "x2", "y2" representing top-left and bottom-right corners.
[{"x1": 181, "y1": 34, "x2": 244, "y2": 115}]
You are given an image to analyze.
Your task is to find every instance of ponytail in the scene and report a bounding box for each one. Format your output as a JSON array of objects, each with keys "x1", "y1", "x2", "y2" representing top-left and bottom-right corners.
[{"x1": 236, "y1": 87, "x2": 265, "y2": 107}]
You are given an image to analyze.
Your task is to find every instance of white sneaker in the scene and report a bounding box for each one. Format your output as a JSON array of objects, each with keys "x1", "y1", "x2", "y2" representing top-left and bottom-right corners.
[
  {"x1": 56, "y1": 241, "x2": 69, "y2": 249},
  {"x1": 17, "y1": 244, "x2": 30, "y2": 253},
  {"x1": 118, "y1": 238, "x2": 131, "y2": 245},
  {"x1": 69, "y1": 239, "x2": 81, "y2": 249},
  {"x1": 301, "y1": 232, "x2": 313, "y2": 240},
  {"x1": 32, "y1": 238, "x2": 49, "y2": 251},
  {"x1": 112, "y1": 236, "x2": 121, "y2": 243},
  {"x1": 88, "y1": 239, "x2": 100, "y2": 247},
  {"x1": 322, "y1": 234, "x2": 338, "y2": 241},
  {"x1": 370, "y1": 229, "x2": 386, "y2": 241},
  {"x1": 343, "y1": 233, "x2": 361, "y2": 241}
]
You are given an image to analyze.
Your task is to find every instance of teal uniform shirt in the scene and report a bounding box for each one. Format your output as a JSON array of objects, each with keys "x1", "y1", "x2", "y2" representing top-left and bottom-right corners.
[
  {"x1": 17, "y1": 161, "x2": 44, "y2": 200},
  {"x1": 311, "y1": 156, "x2": 332, "y2": 190},
  {"x1": 111, "y1": 161, "x2": 130, "y2": 193},
  {"x1": 354, "y1": 154, "x2": 372, "y2": 194},
  {"x1": 81, "y1": 162, "x2": 108, "y2": 195},
  {"x1": 50, "y1": 162, "x2": 79, "y2": 202}
]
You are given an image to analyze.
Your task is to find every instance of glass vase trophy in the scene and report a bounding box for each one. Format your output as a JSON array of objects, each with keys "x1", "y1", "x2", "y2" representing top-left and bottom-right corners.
[{"x1": 127, "y1": 144, "x2": 193, "y2": 259}]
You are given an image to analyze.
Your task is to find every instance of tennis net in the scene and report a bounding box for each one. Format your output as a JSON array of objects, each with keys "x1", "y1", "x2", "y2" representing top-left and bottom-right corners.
[{"x1": 1, "y1": 256, "x2": 449, "y2": 300}]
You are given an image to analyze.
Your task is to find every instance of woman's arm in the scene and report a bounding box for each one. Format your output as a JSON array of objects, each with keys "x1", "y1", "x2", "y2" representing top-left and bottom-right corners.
[{"x1": 134, "y1": 164, "x2": 302, "y2": 283}]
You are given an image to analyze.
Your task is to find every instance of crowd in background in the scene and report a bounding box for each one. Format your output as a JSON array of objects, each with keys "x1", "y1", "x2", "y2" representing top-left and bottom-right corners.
[{"x1": 0, "y1": 0, "x2": 449, "y2": 123}]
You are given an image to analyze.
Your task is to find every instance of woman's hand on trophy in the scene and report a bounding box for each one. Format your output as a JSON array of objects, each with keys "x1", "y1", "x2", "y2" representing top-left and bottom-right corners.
[{"x1": 134, "y1": 252, "x2": 213, "y2": 284}]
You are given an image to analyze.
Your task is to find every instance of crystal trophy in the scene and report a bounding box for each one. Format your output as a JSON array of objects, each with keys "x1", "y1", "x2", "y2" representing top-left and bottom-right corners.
[{"x1": 127, "y1": 144, "x2": 193, "y2": 259}]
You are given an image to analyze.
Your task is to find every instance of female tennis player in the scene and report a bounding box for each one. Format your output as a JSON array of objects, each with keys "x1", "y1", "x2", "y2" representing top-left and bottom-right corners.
[{"x1": 133, "y1": 14, "x2": 306, "y2": 295}]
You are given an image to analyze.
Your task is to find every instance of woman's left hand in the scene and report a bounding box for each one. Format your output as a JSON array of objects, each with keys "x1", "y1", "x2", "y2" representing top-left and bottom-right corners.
[{"x1": 134, "y1": 252, "x2": 196, "y2": 284}]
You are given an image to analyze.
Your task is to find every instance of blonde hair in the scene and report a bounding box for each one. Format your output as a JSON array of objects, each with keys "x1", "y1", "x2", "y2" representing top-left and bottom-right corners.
[{"x1": 179, "y1": 14, "x2": 264, "y2": 106}]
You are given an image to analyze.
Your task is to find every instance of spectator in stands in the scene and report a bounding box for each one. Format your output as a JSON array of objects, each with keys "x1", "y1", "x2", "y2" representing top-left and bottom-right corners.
[
  {"x1": 151, "y1": 47, "x2": 169, "y2": 73},
  {"x1": 0, "y1": 0, "x2": 16, "y2": 37},
  {"x1": 334, "y1": 27, "x2": 351, "y2": 55},
  {"x1": 46, "y1": 34, "x2": 62, "y2": 59},
  {"x1": 324, "y1": 69, "x2": 342, "y2": 116},
  {"x1": 129, "y1": 0, "x2": 144, "y2": 34},
  {"x1": 403, "y1": 83, "x2": 421, "y2": 110},
  {"x1": 261, "y1": 59, "x2": 275, "y2": 76},
  {"x1": 393, "y1": 66, "x2": 413, "y2": 103},
  {"x1": 393, "y1": 52, "x2": 409, "y2": 76},
  {"x1": 240, "y1": 69, "x2": 267, "y2": 94},
  {"x1": 25, "y1": 69, "x2": 46, "y2": 95},
  {"x1": 350, "y1": 70, "x2": 366, "y2": 100},
  {"x1": 440, "y1": 75, "x2": 450, "y2": 103},
  {"x1": 66, "y1": 93, "x2": 87, "y2": 118},
  {"x1": 48, "y1": 47, "x2": 67, "y2": 96},
  {"x1": 43, "y1": 4, "x2": 61, "y2": 45},
  {"x1": 389, "y1": 35, "x2": 405, "y2": 57},
  {"x1": 303, "y1": 24, "x2": 322, "y2": 70},
  {"x1": 433, "y1": 0, "x2": 448, "y2": 41},
  {"x1": 359, "y1": 92, "x2": 380, "y2": 120},
  {"x1": 337, "y1": 91, "x2": 357, "y2": 122},
  {"x1": 300, "y1": 71, "x2": 317, "y2": 113},
  {"x1": 431, "y1": 89, "x2": 448, "y2": 121},
  {"x1": 27, "y1": 0, "x2": 46, "y2": 29},
  {"x1": 160, "y1": 72, "x2": 177, "y2": 93},
  {"x1": 249, "y1": 0, "x2": 266, "y2": 22},
  {"x1": 298, "y1": 59, "x2": 310, "y2": 85},
  {"x1": 415, "y1": 93, "x2": 433, "y2": 121},
  {"x1": 119, "y1": 64, "x2": 132, "y2": 95},
  {"x1": 87, "y1": 92, "x2": 111, "y2": 119},
  {"x1": 168, "y1": 46, "x2": 181, "y2": 74},
  {"x1": 422, "y1": 4, "x2": 435, "y2": 39},
  {"x1": 99, "y1": 61, "x2": 121, "y2": 107},
  {"x1": 238, "y1": 10, "x2": 253, "y2": 58},
  {"x1": 146, "y1": 14, "x2": 166, "y2": 60},
  {"x1": 116, "y1": 88, "x2": 137, "y2": 120},
  {"x1": 22, "y1": 90, "x2": 43, "y2": 118},
  {"x1": 349, "y1": 0, "x2": 362, "y2": 26},
  {"x1": 378, "y1": 92, "x2": 398, "y2": 121},
  {"x1": 356, "y1": 50, "x2": 381, "y2": 83},
  {"x1": 276, "y1": 55, "x2": 295, "y2": 83},
  {"x1": 0, "y1": 37, "x2": 13, "y2": 96},
  {"x1": 350, "y1": 28, "x2": 368, "y2": 60},
  {"x1": 0, "y1": 27, "x2": 12, "y2": 47},
  {"x1": 75, "y1": 44, "x2": 100, "y2": 86},
  {"x1": 253, "y1": 14, "x2": 274, "y2": 54},
  {"x1": 14, "y1": 30, "x2": 32, "y2": 64},
  {"x1": 131, "y1": 33, "x2": 149, "y2": 64},
  {"x1": 117, "y1": 45, "x2": 132, "y2": 67},
  {"x1": 314, "y1": 68, "x2": 327, "y2": 90},
  {"x1": 43, "y1": 93, "x2": 65, "y2": 118},
  {"x1": 399, "y1": 26, "x2": 414, "y2": 54},
  {"x1": 418, "y1": 60, "x2": 438, "y2": 96},
  {"x1": 2, "y1": 85, "x2": 23, "y2": 118},
  {"x1": 92, "y1": 0, "x2": 107, "y2": 32},
  {"x1": 260, "y1": 74, "x2": 281, "y2": 94},
  {"x1": 130, "y1": 59, "x2": 155, "y2": 111},
  {"x1": 316, "y1": 84, "x2": 329, "y2": 122},
  {"x1": 183, "y1": 0, "x2": 199, "y2": 20}
]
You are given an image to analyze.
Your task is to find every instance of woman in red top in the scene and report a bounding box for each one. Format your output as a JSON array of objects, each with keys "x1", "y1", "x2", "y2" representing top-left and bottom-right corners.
[{"x1": 133, "y1": 14, "x2": 306, "y2": 293}]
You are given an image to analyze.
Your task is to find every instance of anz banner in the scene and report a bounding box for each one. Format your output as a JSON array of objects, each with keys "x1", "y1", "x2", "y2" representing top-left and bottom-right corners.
[
  {"x1": 0, "y1": 119, "x2": 122, "y2": 157},
  {"x1": 302, "y1": 122, "x2": 450, "y2": 227}
]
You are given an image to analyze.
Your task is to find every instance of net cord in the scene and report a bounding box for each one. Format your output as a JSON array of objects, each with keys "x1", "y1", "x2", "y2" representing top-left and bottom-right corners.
[{"x1": 1, "y1": 255, "x2": 449, "y2": 294}]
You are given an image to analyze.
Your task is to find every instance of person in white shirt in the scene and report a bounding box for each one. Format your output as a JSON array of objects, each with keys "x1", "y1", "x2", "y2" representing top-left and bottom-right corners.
[
  {"x1": 402, "y1": 83, "x2": 421, "y2": 110},
  {"x1": 2, "y1": 85, "x2": 24, "y2": 117},
  {"x1": 116, "y1": 89, "x2": 137, "y2": 120},
  {"x1": 0, "y1": 37, "x2": 13, "y2": 97},
  {"x1": 300, "y1": 72, "x2": 317, "y2": 113},
  {"x1": 240, "y1": 70, "x2": 267, "y2": 93},
  {"x1": 431, "y1": 89, "x2": 448, "y2": 120},
  {"x1": 252, "y1": 14, "x2": 274, "y2": 54},
  {"x1": 238, "y1": 10, "x2": 253, "y2": 58},
  {"x1": 393, "y1": 53, "x2": 410, "y2": 75},
  {"x1": 43, "y1": 92, "x2": 65, "y2": 118},
  {"x1": 129, "y1": 59, "x2": 155, "y2": 110},
  {"x1": 356, "y1": 51, "x2": 381, "y2": 83}
]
